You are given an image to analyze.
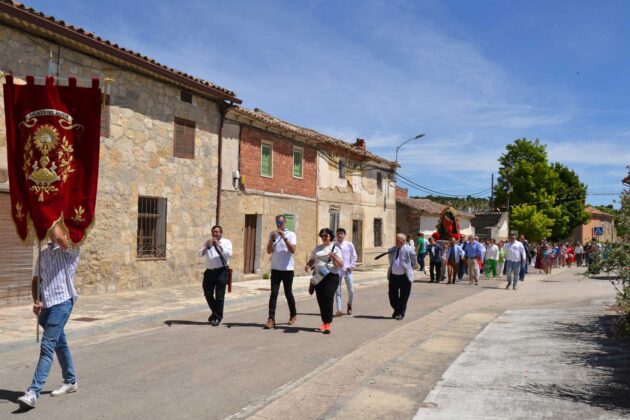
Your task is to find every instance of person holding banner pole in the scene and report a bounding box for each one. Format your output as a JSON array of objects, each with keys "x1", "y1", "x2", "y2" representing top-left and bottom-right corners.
[{"x1": 18, "y1": 223, "x2": 80, "y2": 409}]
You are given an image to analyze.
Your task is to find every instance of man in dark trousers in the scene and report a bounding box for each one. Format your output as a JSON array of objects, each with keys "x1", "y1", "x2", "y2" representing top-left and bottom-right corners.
[
  {"x1": 388, "y1": 233, "x2": 418, "y2": 320},
  {"x1": 199, "y1": 225, "x2": 233, "y2": 326},
  {"x1": 427, "y1": 237, "x2": 444, "y2": 283}
]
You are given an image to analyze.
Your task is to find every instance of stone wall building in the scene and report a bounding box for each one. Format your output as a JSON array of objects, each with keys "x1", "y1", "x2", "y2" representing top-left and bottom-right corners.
[{"x1": 0, "y1": 1, "x2": 240, "y2": 304}]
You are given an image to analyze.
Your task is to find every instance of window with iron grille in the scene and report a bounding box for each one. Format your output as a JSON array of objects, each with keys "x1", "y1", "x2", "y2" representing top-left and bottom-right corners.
[
  {"x1": 137, "y1": 196, "x2": 167, "y2": 259},
  {"x1": 376, "y1": 171, "x2": 383, "y2": 191},
  {"x1": 100, "y1": 93, "x2": 110, "y2": 138},
  {"x1": 374, "y1": 218, "x2": 383, "y2": 247},
  {"x1": 174, "y1": 117, "x2": 195, "y2": 159}
]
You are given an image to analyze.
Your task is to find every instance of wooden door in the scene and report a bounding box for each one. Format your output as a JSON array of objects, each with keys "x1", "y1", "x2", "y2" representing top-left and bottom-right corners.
[
  {"x1": 352, "y1": 219, "x2": 363, "y2": 263},
  {"x1": 0, "y1": 193, "x2": 34, "y2": 306},
  {"x1": 243, "y1": 214, "x2": 257, "y2": 273}
]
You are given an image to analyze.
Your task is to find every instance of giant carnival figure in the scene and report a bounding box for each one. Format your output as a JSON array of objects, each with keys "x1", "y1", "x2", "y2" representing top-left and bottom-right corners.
[{"x1": 433, "y1": 206, "x2": 462, "y2": 241}]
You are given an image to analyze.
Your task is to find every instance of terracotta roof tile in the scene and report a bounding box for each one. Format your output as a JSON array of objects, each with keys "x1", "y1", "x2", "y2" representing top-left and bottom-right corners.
[
  {"x1": 397, "y1": 197, "x2": 474, "y2": 218},
  {"x1": 231, "y1": 106, "x2": 395, "y2": 166}
]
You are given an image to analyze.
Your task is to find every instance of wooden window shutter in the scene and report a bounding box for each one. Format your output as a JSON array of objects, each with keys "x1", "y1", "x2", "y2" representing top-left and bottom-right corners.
[{"x1": 174, "y1": 117, "x2": 195, "y2": 159}]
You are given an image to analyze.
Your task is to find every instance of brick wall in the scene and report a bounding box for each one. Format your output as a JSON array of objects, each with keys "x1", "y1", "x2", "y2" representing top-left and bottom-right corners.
[{"x1": 240, "y1": 125, "x2": 316, "y2": 197}]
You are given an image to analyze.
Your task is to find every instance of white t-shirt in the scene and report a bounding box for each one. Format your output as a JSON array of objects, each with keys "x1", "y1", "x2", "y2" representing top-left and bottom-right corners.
[
  {"x1": 310, "y1": 243, "x2": 342, "y2": 282},
  {"x1": 270, "y1": 230, "x2": 297, "y2": 271}
]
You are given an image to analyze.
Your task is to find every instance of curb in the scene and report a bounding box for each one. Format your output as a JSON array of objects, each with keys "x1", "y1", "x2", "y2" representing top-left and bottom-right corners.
[{"x1": 0, "y1": 273, "x2": 389, "y2": 353}]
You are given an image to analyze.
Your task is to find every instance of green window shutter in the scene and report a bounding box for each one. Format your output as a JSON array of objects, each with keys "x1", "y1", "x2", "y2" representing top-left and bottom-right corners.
[
  {"x1": 293, "y1": 149, "x2": 303, "y2": 177},
  {"x1": 261, "y1": 143, "x2": 272, "y2": 176},
  {"x1": 284, "y1": 214, "x2": 295, "y2": 232}
]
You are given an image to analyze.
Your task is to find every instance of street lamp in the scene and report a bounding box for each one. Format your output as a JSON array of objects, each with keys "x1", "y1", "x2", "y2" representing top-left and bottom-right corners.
[{"x1": 395, "y1": 134, "x2": 425, "y2": 166}]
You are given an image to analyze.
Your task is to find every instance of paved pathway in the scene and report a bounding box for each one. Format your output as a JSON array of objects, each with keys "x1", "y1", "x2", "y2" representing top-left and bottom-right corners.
[{"x1": 414, "y1": 302, "x2": 630, "y2": 420}]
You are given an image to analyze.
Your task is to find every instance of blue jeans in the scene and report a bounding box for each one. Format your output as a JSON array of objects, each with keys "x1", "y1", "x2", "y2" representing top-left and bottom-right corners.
[
  {"x1": 505, "y1": 261, "x2": 521, "y2": 288},
  {"x1": 519, "y1": 261, "x2": 528, "y2": 281},
  {"x1": 28, "y1": 299, "x2": 76, "y2": 397},
  {"x1": 335, "y1": 270, "x2": 354, "y2": 311},
  {"x1": 418, "y1": 252, "x2": 427, "y2": 271}
]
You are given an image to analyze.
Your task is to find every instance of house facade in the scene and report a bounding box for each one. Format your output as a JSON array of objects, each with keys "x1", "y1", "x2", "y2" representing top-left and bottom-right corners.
[
  {"x1": 471, "y1": 212, "x2": 509, "y2": 241},
  {"x1": 220, "y1": 108, "x2": 397, "y2": 276},
  {"x1": 571, "y1": 207, "x2": 617, "y2": 244},
  {"x1": 316, "y1": 138, "x2": 397, "y2": 269},
  {"x1": 0, "y1": 1, "x2": 240, "y2": 304},
  {"x1": 219, "y1": 107, "x2": 318, "y2": 278}
]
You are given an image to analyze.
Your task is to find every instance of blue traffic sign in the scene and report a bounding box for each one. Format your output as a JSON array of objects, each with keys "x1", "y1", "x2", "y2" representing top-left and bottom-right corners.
[{"x1": 593, "y1": 226, "x2": 604, "y2": 236}]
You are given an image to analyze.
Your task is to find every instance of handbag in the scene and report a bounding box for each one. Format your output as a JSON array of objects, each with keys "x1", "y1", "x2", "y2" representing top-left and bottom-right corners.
[
  {"x1": 310, "y1": 244, "x2": 336, "y2": 287},
  {"x1": 213, "y1": 242, "x2": 232, "y2": 293}
]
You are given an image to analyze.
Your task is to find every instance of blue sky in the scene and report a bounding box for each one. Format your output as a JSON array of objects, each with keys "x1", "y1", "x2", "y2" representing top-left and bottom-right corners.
[{"x1": 26, "y1": 0, "x2": 629, "y2": 206}]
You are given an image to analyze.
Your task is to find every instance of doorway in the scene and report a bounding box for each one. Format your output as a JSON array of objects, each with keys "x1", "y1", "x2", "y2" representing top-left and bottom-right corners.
[
  {"x1": 243, "y1": 214, "x2": 257, "y2": 273},
  {"x1": 352, "y1": 219, "x2": 363, "y2": 263}
]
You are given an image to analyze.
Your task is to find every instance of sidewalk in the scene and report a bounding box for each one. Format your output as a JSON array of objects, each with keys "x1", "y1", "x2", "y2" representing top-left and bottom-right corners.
[
  {"x1": 414, "y1": 299, "x2": 630, "y2": 419},
  {"x1": 0, "y1": 268, "x2": 392, "y2": 352}
]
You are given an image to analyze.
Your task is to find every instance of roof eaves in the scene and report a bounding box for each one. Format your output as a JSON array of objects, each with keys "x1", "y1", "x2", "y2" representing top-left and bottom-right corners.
[
  {"x1": 0, "y1": 1, "x2": 241, "y2": 104},
  {"x1": 230, "y1": 107, "x2": 395, "y2": 166}
]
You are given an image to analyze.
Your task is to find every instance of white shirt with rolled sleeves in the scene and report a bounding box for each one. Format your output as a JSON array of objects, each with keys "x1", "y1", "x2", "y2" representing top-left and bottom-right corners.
[
  {"x1": 199, "y1": 238, "x2": 233, "y2": 269},
  {"x1": 503, "y1": 240, "x2": 526, "y2": 262},
  {"x1": 270, "y1": 230, "x2": 297, "y2": 271},
  {"x1": 486, "y1": 244, "x2": 499, "y2": 260},
  {"x1": 336, "y1": 240, "x2": 357, "y2": 276},
  {"x1": 34, "y1": 243, "x2": 80, "y2": 309}
]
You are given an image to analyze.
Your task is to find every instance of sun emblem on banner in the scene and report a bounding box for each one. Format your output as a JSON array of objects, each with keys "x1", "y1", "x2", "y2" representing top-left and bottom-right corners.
[
  {"x1": 23, "y1": 120, "x2": 75, "y2": 202},
  {"x1": 33, "y1": 124, "x2": 59, "y2": 154}
]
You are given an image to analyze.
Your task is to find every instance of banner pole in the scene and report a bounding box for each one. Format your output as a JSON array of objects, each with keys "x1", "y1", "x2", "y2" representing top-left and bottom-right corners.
[{"x1": 36, "y1": 240, "x2": 41, "y2": 343}]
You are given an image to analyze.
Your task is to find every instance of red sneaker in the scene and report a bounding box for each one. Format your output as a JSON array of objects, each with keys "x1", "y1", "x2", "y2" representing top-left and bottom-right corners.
[
  {"x1": 320, "y1": 323, "x2": 327, "y2": 332},
  {"x1": 323, "y1": 323, "x2": 332, "y2": 334}
]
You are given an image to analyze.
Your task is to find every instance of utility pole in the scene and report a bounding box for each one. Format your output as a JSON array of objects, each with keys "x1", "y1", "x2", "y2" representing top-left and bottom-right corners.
[{"x1": 490, "y1": 173, "x2": 494, "y2": 210}]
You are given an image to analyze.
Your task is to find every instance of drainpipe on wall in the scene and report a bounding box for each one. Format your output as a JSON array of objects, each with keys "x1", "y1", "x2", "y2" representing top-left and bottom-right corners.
[{"x1": 215, "y1": 101, "x2": 233, "y2": 225}]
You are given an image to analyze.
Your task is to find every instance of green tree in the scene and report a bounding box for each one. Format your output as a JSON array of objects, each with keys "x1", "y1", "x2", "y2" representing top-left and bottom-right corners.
[
  {"x1": 510, "y1": 204, "x2": 554, "y2": 241},
  {"x1": 494, "y1": 138, "x2": 588, "y2": 241},
  {"x1": 550, "y1": 162, "x2": 589, "y2": 239}
]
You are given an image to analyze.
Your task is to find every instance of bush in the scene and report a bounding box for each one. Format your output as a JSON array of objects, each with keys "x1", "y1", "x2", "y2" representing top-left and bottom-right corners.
[
  {"x1": 586, "y1": 242, "x2": 630, "y2": 336},
  {"x1": 262, "y1": 272, "x2": 270, "y2": 280}
]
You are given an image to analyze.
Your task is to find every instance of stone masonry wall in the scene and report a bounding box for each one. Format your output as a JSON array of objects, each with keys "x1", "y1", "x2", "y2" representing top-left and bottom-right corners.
[{"x1": 0, "y1": 23, "x2": 220, "y2": 294}]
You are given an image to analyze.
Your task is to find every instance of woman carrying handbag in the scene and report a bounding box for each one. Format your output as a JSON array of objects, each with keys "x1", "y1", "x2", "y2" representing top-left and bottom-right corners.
[{"x1": 305, "y1": 228, "x2": 343, "y2": 334}]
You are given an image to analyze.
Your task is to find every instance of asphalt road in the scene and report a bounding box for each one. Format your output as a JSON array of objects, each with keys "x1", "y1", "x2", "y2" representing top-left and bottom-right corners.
[{"x1": 0, "y1": 279, "x2": 483, "y2": 419}]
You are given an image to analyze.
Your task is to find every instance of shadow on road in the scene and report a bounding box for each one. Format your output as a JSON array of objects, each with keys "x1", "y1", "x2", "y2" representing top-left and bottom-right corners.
[
  {"x1": 0, "y1": 390, "x2": 33, "y2": 414},
  {"x1": 516, "y1": 315, "x2": 630, "y2": 415},
  {"x1": 164, "y1": 320, "x2": 209, "y2": 326},
  {"x1": 223, "y1": 322, "x2": 319, "y2": 333},
  {"x1": 352, "y1": 315, "x2": 392, "y2": 320}
]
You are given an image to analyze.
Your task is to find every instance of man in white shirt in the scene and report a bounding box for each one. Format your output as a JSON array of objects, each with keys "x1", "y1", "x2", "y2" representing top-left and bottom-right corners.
[
  {"x1": 18, "y1": 223, "x2": 80, "y2": 409},
  {"x1": 334, "y1": 228, "x2": 358, "y2": 316},
  {"x1": 503, "y1": 234, "x2": 526, "y2": 290},
  {"x1": 574, "y1": 242, "x2": 584, "y2": 267},
  {"x1": 485, "y1": 239, "x2": 499, "y2": 279},
  {"x1": 264, "y1": 215, "x2": 297, "y2": 329},
  {"x1": 388, "y1": 233, "x2": 418, "y2": 320},
  {"x1": 199, "y1": 225, "x2": 233, "y2": 326}
]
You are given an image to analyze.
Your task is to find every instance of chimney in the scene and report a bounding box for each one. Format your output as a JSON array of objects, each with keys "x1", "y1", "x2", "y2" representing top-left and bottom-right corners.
[{"x1": 354, "y1": 138, "x2": 366, "y2": 150}]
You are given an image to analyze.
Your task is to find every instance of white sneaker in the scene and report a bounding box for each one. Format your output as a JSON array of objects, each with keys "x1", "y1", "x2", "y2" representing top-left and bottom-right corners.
[
  {"x1": 17, "y1": 390, "x2": 37, "y2": 408},
  {"x1": 51, "y1": 382, "x2": 77, "y2": 397}
]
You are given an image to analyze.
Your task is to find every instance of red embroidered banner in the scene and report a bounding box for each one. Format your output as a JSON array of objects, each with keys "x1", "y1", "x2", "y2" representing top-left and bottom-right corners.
[{"x1": 3, "y1": 75, "x2": 101, "y2": 243}]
